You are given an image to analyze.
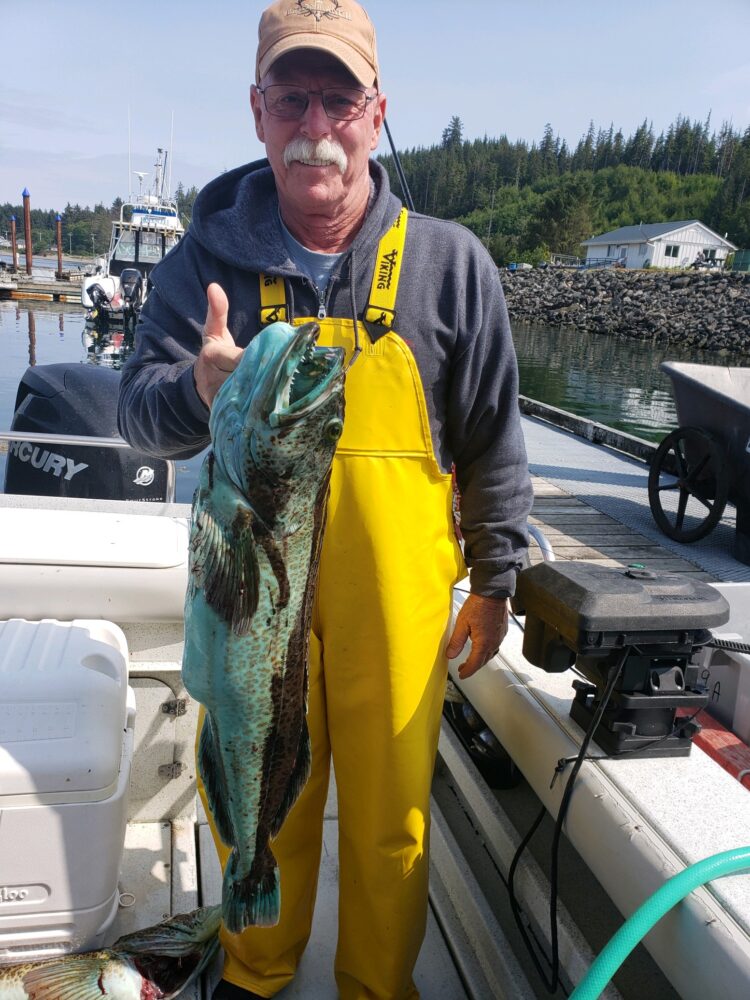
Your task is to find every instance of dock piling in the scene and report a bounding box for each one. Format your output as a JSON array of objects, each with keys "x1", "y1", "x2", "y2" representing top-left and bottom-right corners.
[
  {"x1": 22, "y1": 189, "x2": 32, "y2": 276},
  {"x1": 10, "y1": 216, "x2": 18, "y2": 273},
  {"x1": 55, "y1": 214, "x2": 63, "y2": 280}
]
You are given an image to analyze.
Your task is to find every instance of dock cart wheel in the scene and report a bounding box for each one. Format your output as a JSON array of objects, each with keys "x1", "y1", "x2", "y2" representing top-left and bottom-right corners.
[{"x1": 648, "y1": 426, "x2": 729, "y2": 542}]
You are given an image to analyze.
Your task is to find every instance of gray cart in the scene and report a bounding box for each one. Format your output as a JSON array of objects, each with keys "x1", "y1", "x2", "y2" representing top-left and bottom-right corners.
[{"x1": 648, "y1": 361, "x2": 750, "y2": 562}]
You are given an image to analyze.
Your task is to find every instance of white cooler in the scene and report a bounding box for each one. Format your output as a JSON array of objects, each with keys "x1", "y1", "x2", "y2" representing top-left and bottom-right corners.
[{"x1": 0, "y1": 618, "x2": 134, "y2": 961}]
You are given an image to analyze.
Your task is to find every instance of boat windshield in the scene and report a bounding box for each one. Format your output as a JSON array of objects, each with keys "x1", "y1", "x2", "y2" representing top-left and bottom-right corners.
[
  {"x1": 112, "y1": 231, "x2": 136, "y2": 262},
  {"x1": 139, "y1": 232, "x2": 163, "y2": 263},
  {"x1": 111, "y1": 230, "x2": 181, "y2": 265}
]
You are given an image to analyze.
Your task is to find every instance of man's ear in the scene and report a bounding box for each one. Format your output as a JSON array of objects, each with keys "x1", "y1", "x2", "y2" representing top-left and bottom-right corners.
[
  {"x1": 250, "y1": 85, "x2": 265, "y2": 142},
  {"x1": 370, "y1": 93, "x2": 386, "y2": 151}
]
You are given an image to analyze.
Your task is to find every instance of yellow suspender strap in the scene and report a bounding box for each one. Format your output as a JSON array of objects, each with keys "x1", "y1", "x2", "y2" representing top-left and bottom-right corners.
[
  {"x1": 257, "y1": 207, "x2": 408, "y2": 330},
  {"x1": 363, "y1": 207, "x2": 408, "y2": 333},
  {"x1": 258, "y1": 273, "x2": 288, "y2": 325}
]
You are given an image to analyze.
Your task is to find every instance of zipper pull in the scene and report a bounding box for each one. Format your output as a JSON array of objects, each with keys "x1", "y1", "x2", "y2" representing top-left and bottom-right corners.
[{"x1": 317, "y1": 290, "x2": 327, "y2": 320}]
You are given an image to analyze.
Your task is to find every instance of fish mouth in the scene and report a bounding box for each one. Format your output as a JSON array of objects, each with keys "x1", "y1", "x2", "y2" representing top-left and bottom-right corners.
[{"x1": 269, "y1": 322, "x2": 344, "y2": 428}]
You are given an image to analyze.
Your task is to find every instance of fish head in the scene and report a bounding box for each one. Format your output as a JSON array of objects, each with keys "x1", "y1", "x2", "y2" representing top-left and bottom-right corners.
[
  {"x1": 112, "y1": 906, "x2": 222, "y2": 999},
  {"x1": 210, "y1": 321, "x2": 345, "y2": 494}
]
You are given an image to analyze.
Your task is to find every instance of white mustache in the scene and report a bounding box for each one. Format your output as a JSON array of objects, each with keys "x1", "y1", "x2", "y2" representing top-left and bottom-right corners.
[{"x1": 282, "y1": 138, "x2": 348, "y2": 174}]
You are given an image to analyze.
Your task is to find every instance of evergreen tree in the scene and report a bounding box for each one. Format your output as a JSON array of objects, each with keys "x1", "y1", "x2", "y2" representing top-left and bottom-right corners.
[{"x1": 441, "y1": 116, "x2": 464, "y2": 149}]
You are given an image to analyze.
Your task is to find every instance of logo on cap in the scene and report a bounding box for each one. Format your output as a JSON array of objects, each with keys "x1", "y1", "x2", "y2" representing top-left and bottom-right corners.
[{"x1": 290, "y1": 1, "x2": 351, "y2": 22}]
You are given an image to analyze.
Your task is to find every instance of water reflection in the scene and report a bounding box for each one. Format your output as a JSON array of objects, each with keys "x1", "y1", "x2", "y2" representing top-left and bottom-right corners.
[
  {"x1": 81, "y1": 325, "x2": 135, "y2": 370},
  {"x1": 511, "y1": 323, "x2": 748, "y2": 442},
  {"x1": 27, "y1": 311, "x2": 36, "y2": 366}
]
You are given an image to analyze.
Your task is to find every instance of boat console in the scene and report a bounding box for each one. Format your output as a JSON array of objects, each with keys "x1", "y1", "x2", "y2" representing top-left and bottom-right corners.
[{"x1": 515, "y1": 562, "x2": 731, "y2": 756}]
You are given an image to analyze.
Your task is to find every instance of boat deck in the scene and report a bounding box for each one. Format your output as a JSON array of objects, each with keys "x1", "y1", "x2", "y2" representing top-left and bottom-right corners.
[{"x1": 4, "y1": 414, "x2": 750, "y2": 999}]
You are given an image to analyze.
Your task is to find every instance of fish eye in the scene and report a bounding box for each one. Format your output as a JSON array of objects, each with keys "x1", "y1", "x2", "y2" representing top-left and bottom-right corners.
[{"x1": 325, "y1": 419, "x2": 343, "y2": 442}]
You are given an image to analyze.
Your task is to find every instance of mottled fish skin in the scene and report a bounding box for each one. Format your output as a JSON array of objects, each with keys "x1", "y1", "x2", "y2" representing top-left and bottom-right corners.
[
  {"x1": 182, "y1": 321, "x2": 345, "y2": 933},
  {"x1": 0, "y1": 905, "x2": 221, "y2": 1000}
]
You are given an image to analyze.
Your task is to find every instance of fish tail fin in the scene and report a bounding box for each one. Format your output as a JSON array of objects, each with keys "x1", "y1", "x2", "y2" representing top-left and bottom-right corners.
[
  {"x1": 222, "y1": 852, "x2": 280, "y2": 932},
  {"x1": 198, "y1": 716, "x2": 235, "y2": 847},
  {"x1": 270, "y1": 718, "x2": 311, "y2": 837}
]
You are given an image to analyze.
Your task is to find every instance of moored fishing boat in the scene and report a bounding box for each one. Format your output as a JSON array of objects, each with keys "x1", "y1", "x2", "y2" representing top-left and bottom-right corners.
[{"x1": 81, "y1": 149, "x2": 184, "y2": 329}]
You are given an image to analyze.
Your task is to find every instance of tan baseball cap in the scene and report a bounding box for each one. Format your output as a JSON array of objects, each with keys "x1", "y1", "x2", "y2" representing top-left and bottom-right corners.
[{"x1": 256, "y1": 0, "x2": 379, "y2": 88}]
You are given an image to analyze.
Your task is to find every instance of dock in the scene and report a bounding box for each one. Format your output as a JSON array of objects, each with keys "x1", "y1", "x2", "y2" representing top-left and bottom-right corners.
[
  {"x1": 529, "y1": 477, "x2": 714, "y2": 578},
  {"x1": 520, "y1": 403, "x2": 750, "y2": 584},
  {"x1": 0, "y1": 272, "x2": 85, "y2": 303}
]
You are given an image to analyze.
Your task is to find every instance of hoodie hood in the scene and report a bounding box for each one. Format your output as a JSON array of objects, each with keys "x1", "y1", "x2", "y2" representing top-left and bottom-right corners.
[{"x1": 188, "y1": 157, "x2": 400, "y2": 275}]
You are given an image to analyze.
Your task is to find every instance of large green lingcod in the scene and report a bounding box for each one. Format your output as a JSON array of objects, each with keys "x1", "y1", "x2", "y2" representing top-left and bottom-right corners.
[
  {"x1": 182, "y1": 320, "x2": 345, "y2": 933},
  {"x1": 0, "y1": 906, "x2": 221, "y2": 999}
]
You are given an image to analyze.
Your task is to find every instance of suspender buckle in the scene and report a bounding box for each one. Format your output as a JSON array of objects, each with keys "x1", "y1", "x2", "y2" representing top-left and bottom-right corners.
[{"x1": 364, "y1": 304, "x2": 396, "y2": 333}]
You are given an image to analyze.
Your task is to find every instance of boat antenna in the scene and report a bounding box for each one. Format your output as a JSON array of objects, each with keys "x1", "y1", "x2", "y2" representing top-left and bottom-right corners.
[
  {"x1": 154, "y1": 150, "x2": 164, "y2": 200},
  {"x1": 169, "y1": 112, "x2": 175, "y2": 198},
  {"x1": 383, "y1": 118, "x2": 415, "y2": 212},
  {"x1": 128, "y1": 106, "x2": 132, "y2": 202}
]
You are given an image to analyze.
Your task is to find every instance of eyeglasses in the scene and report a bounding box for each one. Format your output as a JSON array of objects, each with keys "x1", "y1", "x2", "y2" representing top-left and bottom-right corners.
[{"x1": 257, "y1": 85, "x2": 377, "y2": 122}]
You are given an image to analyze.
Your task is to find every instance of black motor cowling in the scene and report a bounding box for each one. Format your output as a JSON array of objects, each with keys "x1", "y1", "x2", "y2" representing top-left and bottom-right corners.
[
  {"x1": 119, "y1": 267, "x2": 144, "y2": 318},
  {"x1": 4, "y1": 364, "x2": 173, "y2": 502}
]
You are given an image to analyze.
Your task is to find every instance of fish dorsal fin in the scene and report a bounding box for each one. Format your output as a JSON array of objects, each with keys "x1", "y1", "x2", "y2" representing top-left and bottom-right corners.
[
  {"x1": 22, "y1": 955, "x2": 122, "y2": 1000},
  {"x1": 190, "y1": 500, "x2": 260, "y2": 636}
]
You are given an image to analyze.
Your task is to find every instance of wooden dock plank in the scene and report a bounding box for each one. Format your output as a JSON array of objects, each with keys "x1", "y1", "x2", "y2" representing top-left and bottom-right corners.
[{"x1": 528, "y1": 477, "x2": 716, "y2": 580}]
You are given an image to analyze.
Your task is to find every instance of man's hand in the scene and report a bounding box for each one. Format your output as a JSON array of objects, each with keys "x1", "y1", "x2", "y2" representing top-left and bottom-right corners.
[
  {"x1": 194, "y1": 283, "x2": 244, "y2": 409},
  {"x1": 446, "y1": 594, "x2": 509, "y2": 680}
]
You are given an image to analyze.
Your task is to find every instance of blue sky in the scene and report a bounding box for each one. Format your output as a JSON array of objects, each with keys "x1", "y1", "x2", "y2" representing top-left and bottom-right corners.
[{"x1": 2, "y1": 0, "x2": 749, "y2": 210}]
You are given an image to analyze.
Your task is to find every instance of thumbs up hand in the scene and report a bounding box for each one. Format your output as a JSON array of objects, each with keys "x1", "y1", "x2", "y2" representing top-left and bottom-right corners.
[{"x1": 194, "y1": 283, "x2": 243, "y2": 409}]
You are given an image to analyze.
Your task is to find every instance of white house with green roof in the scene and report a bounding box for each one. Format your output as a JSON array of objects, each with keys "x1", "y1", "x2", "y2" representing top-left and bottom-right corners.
[{"x1": 581, "y1": 220, "x2": 736, "y2": 269}]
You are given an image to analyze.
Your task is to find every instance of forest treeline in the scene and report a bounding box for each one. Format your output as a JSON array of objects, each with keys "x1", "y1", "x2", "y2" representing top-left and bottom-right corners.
[
  {"x1": 378, "y1": 114, "x2": 749, "y2": 262},
  {"x1": 2, "y1": 115, "x2": 748, "y2": 263}
]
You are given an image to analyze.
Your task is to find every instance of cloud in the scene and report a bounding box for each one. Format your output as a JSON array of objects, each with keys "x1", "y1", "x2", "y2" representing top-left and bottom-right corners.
[{"x1": 0, "y1": 88, "x2": 95, "y2": 136}]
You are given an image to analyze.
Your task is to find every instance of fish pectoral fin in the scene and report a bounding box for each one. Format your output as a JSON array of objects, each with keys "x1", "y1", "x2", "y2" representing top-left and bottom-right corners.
[
  {"x1": 22, "y1": 956, "x2": 113, "y2": 1000},
  {"x1": 198, "y1": 715, "x2": 236, "y2": 848},
  {"x1": 190, "y1": 502, "x2": 259, "y2": 635}
]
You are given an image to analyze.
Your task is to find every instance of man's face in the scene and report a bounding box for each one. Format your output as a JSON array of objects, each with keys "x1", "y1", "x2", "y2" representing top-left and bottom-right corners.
[{"x1": 250, "y1": 50, "x2": 386, "y2": 219}]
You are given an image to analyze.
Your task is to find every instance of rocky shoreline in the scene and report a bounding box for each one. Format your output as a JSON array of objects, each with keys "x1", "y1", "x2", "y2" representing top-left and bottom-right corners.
[{"x1": 500, "y1": 267, "x2": 750, "y2": 357}]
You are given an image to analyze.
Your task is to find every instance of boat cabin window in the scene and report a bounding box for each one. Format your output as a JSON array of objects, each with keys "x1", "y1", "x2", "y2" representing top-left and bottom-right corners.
[
  {"x1": 139, "y1": 232, "x2": 163, "y2": 263},
  {"x1": 113, "y1": 231, "x2": 136, "y2": 262}
]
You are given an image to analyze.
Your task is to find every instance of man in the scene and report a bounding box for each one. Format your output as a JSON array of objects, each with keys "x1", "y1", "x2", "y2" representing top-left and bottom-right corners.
[{"x1": 118, "y1": 2, "x2": 533, "y2": 997}]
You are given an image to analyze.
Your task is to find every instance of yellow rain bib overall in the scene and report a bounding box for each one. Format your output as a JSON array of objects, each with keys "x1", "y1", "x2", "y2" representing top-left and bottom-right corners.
[{"x1": 200, "y1": 210, "x2": 467, "y2": 999}]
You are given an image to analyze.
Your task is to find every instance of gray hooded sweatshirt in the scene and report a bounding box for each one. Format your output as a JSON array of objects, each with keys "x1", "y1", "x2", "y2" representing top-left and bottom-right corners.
[{"x1": 117, "y1": 158, "x2": 532, "y2": 597}]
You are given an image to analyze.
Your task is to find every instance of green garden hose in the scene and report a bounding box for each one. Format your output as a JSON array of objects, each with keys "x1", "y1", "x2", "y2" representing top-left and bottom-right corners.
[{"x1": 570, "y1": 846, "x2": 750, "y2": 1000}]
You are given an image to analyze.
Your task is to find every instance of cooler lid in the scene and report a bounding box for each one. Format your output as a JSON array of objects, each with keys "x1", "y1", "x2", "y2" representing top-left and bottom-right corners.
[{"x1": 0, "y1": 619, "x2": 129, "y2": 797}]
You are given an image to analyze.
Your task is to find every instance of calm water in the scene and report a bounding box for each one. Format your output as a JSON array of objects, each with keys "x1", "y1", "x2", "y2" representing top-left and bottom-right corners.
[
  {"x1": 512, "y1": 322, "x2": 749, "y2": 442},
  {"x1": 1, "y1": 301, "x2": 748, "y2": 502}
]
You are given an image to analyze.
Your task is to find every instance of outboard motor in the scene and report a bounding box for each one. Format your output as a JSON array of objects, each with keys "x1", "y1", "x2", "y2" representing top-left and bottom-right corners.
[
  {"x1": 119, "y1": 268, "x2": 144, "y2": 325},
  {"x1": 4, "y1": 364, "x2": 173, "y2": 502},
  {"x1": 87, "y1": 283, "x2": 113, "y2": 329}
]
